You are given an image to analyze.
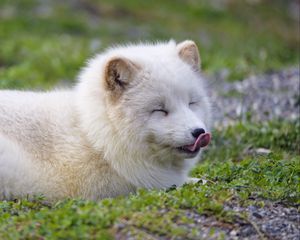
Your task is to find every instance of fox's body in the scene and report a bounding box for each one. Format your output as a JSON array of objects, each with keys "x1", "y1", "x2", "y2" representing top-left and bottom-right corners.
[
  {"x1": 0, "y1": 91, "x2": 136, "y2": 200},
  {"x1": 0, "y1": 40, "x2": 211, "y2": 201}
]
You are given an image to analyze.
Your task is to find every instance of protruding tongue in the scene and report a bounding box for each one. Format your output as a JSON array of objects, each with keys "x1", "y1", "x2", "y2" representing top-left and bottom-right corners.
[{"x1": 186, "y1": 133, "x2": 211, "y2": 152}]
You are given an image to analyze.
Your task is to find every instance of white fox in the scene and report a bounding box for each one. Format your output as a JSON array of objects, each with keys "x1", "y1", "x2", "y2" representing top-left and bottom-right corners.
[{"x1": 0, "y1": 40, "x2": 211, "y2": 201}]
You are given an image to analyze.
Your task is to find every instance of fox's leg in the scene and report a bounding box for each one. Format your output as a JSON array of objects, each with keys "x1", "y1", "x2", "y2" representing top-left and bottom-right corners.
[
  {"x1": 186, "y1": 177, "x2": 208, "y2": 185},
  {"x1": 0, "y1": 134, "x2": 38, "y2": 200}
]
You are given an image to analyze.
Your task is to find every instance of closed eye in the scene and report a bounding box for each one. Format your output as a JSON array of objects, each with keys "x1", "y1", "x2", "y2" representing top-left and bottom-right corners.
[
  {"x1": 152, "y1": 109, "x2": 168, "y2": 116},
  {"x1": 189, "y1": 101, "x2": 198, "y2": 106}
]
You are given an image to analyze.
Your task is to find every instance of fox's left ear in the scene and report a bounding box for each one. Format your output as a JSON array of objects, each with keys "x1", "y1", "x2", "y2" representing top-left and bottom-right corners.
[
  {"x1": 104, "y1": 57, "x2": 140, "y2": 100},
  {"x1": 176, "y1": 40, "x2": 201, "y2": 71}
]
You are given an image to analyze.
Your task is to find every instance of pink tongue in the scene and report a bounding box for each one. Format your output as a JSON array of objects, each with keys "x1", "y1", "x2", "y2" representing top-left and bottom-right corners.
[{"x1": 186, "y1": 133, "x2": 211, "y2": 152}]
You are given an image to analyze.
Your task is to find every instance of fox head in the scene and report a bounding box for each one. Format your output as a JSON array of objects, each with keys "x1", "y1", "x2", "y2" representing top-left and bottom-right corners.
[
  {"x1": 76, "y1": 40, "x2": 212, "y2": 187},
  {"x1": 101, "y1": 40, "x2": 211, "y2": 159}
]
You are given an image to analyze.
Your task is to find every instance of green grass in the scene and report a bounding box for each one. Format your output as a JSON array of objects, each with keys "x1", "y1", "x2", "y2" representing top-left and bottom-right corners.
[
  {"x1": 0, "y1": 120, "x2": 299, "y2": 239},
  {"x1": 0, "y1": 0, "x2": 299, "y2": 89},
  {"x1": 0, "y1": 1, "x2": 299, "y2": 239}
]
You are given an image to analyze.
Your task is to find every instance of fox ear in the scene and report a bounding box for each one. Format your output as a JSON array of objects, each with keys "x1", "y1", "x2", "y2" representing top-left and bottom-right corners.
[
  {"x1": 176, "y1": 40, "x2": 200, "y2": 70},
  {"x1": 104, "y1": 57, "x2": 140, "y2": 97}
]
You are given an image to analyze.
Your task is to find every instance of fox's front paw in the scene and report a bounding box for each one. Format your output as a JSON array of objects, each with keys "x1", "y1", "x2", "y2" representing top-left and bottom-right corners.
[{"x1": 186, "y1": 177, "x2": 207, "y2": 185}]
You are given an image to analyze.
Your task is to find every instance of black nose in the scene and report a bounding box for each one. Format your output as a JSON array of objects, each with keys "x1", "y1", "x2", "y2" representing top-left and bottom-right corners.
[{"x1": 192, "y1": 128, "x2": 205, "y2": 138}]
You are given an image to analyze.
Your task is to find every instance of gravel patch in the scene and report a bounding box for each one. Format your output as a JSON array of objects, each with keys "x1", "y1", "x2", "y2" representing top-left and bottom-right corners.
[
  {"x1": 209, "y1": 67, "x2": 299, "y2": 127},
  {"x1": 114, "y1": 201, "x2": 299, "y2": 240},
  {"x1": 224, "y1": 201, "x2": 300, "y2": 240}
]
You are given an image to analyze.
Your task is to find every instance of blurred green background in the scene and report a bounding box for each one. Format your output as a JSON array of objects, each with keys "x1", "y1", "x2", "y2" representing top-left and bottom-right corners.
[{"x1": 0, "y1": 0, "x2": 299, "y2": 89}]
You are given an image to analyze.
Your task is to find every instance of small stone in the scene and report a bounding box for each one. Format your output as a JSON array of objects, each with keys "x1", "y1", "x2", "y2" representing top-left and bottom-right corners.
[
  {"x1": 252, "y1": 212, "x2": 263, "y2": 219},
  {"x1": 230, "y1": 230, "x2": 237, "y2": 236}
]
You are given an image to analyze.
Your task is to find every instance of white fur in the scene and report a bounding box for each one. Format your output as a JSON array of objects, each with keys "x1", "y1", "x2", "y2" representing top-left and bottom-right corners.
[{"x1": 0, "y1": 40, "x2": 211, "y2": 201}]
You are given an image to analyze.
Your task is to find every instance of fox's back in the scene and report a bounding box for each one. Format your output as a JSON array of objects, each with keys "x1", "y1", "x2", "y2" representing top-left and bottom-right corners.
[{"x1": 0, "y1": 90, "x2": 82, "y2": 162}]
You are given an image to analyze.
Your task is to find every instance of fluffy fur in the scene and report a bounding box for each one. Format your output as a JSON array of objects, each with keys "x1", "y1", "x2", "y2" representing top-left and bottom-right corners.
[{"x1": 0, "y1": 40, "x2": 212, "y2": 201}]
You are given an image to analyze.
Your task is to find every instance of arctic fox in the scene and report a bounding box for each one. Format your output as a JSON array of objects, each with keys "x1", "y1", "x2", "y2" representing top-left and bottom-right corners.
[{"x1": 0, "y1": 40, "x2": 212, "y2": 201}]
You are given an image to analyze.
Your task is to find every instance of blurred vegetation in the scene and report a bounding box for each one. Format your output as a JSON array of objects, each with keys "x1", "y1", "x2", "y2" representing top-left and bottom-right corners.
[{"x1": 0, "y1": 0, "x2": 299, "y2": 89}]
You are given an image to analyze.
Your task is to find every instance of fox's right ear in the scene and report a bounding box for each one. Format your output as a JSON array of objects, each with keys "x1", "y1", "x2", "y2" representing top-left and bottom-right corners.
[
  {"x1": 176, "y1": 40, "x2": 201, "y2": 71},
  {"x1": 104, "y1": 57, "x2": 140, "y2": 99}
]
